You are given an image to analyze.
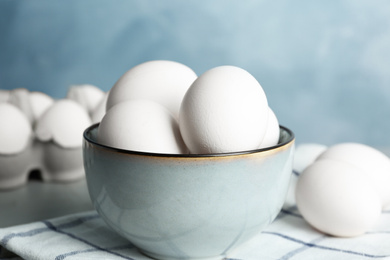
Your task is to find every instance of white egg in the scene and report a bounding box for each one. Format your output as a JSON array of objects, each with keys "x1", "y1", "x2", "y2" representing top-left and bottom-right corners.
[
  {"x1": 106, "y1": 60, "x2": 197, "y2": 119},
  {"x1": 7, "y1": 88, "x2": 34, "y2": 123},
  {"x1": 0, "y1": 103, "x2": 32, "y2": 154},
  {"x1": 179, "y1": 65, "x2": 268, "y2": 154},
  {"x1": 67, "y1": 84, "x2": 106, "y2": 114},
  {"x1": 284, "y1": 144, "x2": 328, "y2": 207},
  {"x1": 29, "y1": 91, "x2": 54, "y2": 122},
  {"x1": 91, "y1": 92, "x2": 108, "y2": 124},
  {"x1": 317, "y1": 143, "x2": 390, "y2": 208},
  {"x1": 35, "y1": 99, "x2": 92, "y2": 148},
  {"x1": 98, "y1": 100, "x2": 188, "y2": 154},
  {"x1": 296, "y1": 159, "x2": 381, "y2": 237},
  {"x1": 258, "y1": 107, "x2": 280, "y2": 149},
  {"x1": 293, "y1": 143, "x2": 328, "y2": 173}
]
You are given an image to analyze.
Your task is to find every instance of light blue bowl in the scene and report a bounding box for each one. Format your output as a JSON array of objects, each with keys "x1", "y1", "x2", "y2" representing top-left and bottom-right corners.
[{"x1": 83, "y1": 124, "x2": 295, "y2": 260}]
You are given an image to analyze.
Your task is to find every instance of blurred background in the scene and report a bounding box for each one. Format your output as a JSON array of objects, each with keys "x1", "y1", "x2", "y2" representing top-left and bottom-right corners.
[{"x1": 1, "y1": 0, "x2": 389, "y2": 147}]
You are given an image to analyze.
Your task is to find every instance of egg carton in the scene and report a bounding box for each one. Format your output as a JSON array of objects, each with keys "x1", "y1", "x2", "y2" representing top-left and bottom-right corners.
[
  {"x1": 0, "y1": 138, "x2": 84, "y2": 189},
  {"x1": 0, "y1": 86, "x2": 107, "y2": 190}
]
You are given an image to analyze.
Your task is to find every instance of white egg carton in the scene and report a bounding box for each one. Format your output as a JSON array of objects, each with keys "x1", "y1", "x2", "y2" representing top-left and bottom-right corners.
[
  {"x1": 0, "y1": 85, "x2": 107, "y2": 190},
  {"x1": 0, "y1": 138, "x2": 84, "y2": 189}
]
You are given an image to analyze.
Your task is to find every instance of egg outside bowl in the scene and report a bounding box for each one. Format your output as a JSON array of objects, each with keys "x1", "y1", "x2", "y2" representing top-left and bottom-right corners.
[{"x1": 83, "y1": 124, "x2": 295, "y2": 260}]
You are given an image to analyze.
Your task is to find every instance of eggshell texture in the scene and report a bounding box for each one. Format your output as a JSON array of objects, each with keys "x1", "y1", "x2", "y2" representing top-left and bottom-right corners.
[
  {"x1": 258, "y1": 107, "x2": 280, "y2": 149},
  {"x1": 67, "y1": 84, "x2": 105, "y2": 114},
  {"x1": 29, "y1": 91, "x2": 54, "y2": 122},
  {"x1": 106, "y1": 60, "x2": 197, "y2": 119},
  {"x1": 35, "y1": 99, "x2": 92, "y2": 148},
  {"x1": 98, "y1": 100, "x2": 188, "y2": 154},
  {"x1": 179, "y1": 65, "x2": 268, "y2": 154},
  {"x1": 317, "y1": 143, "x2": 390, "y2": 208},
  {"x1": 296, "y1": 159, "x2": 382, "y2": 237},
  {"x1": 0, "y1": 103, "x2": 32, "y2": 154}
]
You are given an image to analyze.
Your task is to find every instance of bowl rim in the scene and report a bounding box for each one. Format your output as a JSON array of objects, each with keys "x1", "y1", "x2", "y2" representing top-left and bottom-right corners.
[{"x1": 83, "y1": 123, "x2": 294, "y2": 158}]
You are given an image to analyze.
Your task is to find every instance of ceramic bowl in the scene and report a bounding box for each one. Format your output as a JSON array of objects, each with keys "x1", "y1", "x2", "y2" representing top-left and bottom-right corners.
[{"x1": 83, "y1": 124, "x2": 295, "y2": 260}]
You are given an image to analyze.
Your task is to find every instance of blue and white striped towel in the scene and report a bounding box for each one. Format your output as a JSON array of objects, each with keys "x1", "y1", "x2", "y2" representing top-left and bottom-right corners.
[{"x1": 1, "y1": 144, "x2": 390, "y2": 260}]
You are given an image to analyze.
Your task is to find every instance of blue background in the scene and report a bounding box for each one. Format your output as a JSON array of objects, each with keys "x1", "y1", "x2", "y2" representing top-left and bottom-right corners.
[{"x1": 1, "y1": 0, "x2": 390, "y2": 147}]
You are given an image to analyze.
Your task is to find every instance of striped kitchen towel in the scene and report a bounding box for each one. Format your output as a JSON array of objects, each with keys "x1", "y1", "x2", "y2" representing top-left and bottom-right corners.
[{"x1": 1, "y1": 144, "x2": 390, "y2": 260}]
